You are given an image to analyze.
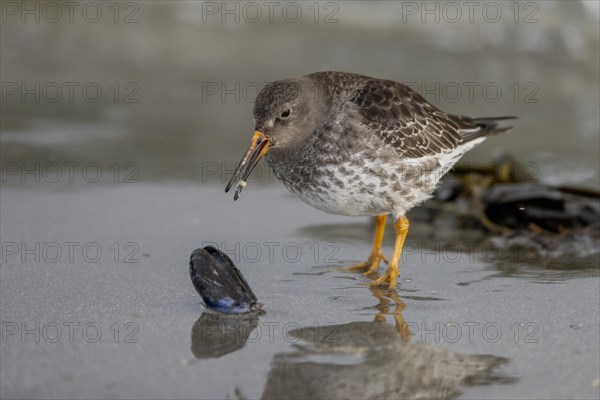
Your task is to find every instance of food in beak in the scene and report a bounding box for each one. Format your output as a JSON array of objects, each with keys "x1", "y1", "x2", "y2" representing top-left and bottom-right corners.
[{"x1": 225, "y1": 131, "x2": 271, "y2": 200}]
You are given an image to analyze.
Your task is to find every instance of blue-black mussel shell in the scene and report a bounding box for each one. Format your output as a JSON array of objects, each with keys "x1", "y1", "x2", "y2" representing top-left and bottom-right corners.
[{"x1": 189, "y1": 246, "x2": 258, "y2": 313}]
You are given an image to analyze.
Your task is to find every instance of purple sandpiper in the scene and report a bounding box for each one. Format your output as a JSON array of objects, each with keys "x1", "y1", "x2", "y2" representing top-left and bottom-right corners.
[{"x1": 226, "y1": 71, "x2": 515, "y2": 288}]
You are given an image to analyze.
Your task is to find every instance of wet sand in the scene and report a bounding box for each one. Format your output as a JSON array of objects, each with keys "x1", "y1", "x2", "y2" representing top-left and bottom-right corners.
[{"x1": 1, "y1": 183, "x2": 598, "y2": 399}]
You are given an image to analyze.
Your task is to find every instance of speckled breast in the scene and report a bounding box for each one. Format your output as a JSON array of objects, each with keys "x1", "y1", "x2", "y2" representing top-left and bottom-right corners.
[{"x1": 265, "y1": 142, "x2": 442, "y2": 218}]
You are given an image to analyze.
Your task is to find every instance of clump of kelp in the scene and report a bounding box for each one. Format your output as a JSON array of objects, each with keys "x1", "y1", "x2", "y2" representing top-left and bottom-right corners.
[{"x1": 412, "y1": 154, "x2": 600, "y2": 269}]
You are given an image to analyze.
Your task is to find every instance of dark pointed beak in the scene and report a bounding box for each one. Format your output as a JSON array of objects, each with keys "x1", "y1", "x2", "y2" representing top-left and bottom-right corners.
[{"x1": 225, "y1": 131, "x2": 272, "y2": 200}]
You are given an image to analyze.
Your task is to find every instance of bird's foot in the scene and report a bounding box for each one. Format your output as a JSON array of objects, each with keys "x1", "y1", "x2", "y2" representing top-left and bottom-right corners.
[
  {"x1": 369, "y1": 265, "x2": 399, "y2": 290},
  {"x1": 339, "y1": 252, "x2": 388, "y2": 275}
]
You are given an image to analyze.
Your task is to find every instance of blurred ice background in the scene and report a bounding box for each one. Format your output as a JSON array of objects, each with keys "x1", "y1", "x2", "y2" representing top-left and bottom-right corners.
[{"x1": 1, "y1": 0, "x2": 599, "y2": 187}]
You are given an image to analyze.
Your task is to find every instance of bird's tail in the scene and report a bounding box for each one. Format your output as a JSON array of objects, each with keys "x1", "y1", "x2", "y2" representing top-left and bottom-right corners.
[{"x1": 457, "y1": 116, "x2": 517, "y2": 142}]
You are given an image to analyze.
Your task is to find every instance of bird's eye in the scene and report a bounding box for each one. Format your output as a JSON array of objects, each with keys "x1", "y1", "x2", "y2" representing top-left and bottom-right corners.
[{"x1": 280, "y1": 109, "x2": 291, "y2": 119}]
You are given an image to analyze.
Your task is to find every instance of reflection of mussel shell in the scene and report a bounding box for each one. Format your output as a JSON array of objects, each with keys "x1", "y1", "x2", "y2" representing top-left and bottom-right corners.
[
  {"x1": 191, "y1": 311, "x2": 260, "y2": 359},
  {"x1": 263, "y1": 322, "x2": 514, "y2": 400},
  {"x1": 189, "y1": 246, "x2": 258, "y2": 313}
]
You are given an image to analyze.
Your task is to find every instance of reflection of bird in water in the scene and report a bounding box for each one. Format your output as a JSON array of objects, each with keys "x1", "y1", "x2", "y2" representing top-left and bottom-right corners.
[
  {"x1": 369, "y1": 286, "x2": 411, "y2": 341},
  {"x1": 261, "y1": 288, "x2": 514, "y2": 400},
  {"x1": 226, "y1": 71, "x2": 515, "y2": 288}
]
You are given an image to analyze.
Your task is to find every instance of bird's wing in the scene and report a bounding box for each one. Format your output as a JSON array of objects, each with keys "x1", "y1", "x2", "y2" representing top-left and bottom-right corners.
[{"x1": 349, "y1": 79, "x2": 478, "y2": 159}]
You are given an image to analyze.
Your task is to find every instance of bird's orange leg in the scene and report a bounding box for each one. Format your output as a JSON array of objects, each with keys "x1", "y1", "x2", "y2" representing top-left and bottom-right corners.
[
  {"x1": 370, "y1": 215, "x2": 409, "y2": 289},
  {"x1": 340, "y1": 214, "x2": 388, "y2": 275}
]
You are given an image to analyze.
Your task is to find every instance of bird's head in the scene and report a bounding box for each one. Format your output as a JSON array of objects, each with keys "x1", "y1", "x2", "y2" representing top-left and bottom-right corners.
[
  {"x1": 225, "y1": 77, "x2": 326, "y2": 200},
  {"x1": 253, "y1": 77, "x2": 325, "y2": 148}
]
